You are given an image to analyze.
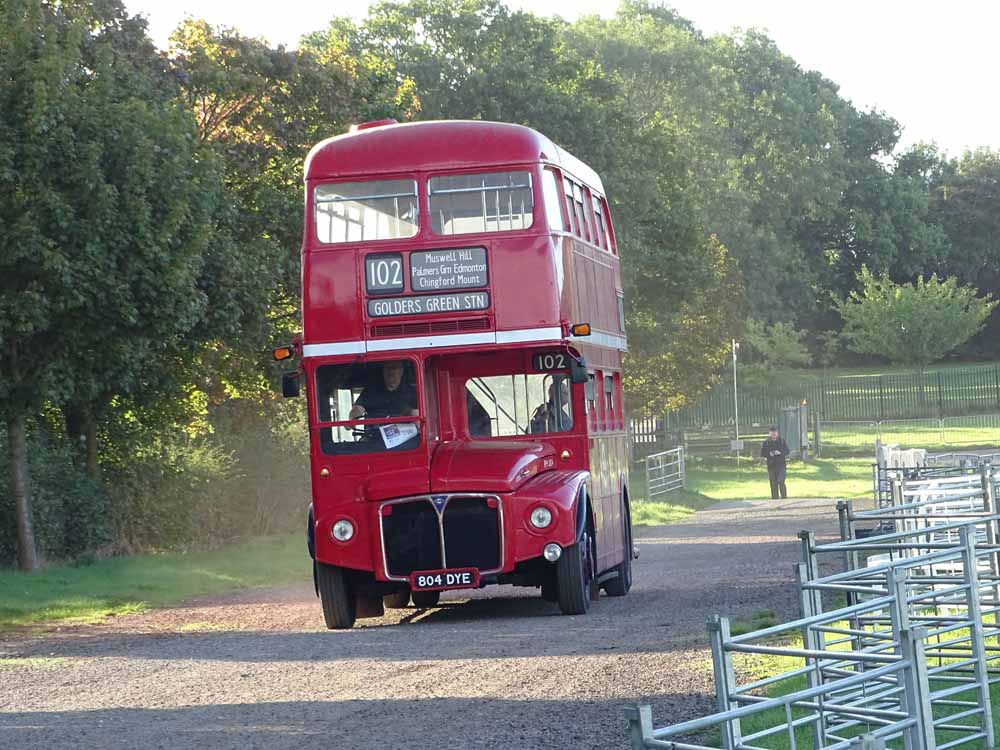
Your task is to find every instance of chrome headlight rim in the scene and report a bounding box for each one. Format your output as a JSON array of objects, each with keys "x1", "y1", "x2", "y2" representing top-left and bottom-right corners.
[
  {"x1": 331, "y1": 518, "x2": 355, "y2": 542},
  {"x1": 529, "y1": 506, "x2": 553, "y2": 529}
]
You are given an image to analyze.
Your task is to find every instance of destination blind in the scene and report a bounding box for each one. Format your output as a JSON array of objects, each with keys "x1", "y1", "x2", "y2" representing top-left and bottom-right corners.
[
  {"x1": 368, "y1": 292, "x2": 490, "y2": 317},
  {"x1": 410, "y1": 247, "x2": 488, "y2": 291}
]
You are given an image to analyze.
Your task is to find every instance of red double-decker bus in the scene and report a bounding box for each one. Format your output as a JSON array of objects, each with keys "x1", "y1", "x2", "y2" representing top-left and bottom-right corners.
[{"x1": 277, "y1": 119, "x2": 634, "y2": 629}]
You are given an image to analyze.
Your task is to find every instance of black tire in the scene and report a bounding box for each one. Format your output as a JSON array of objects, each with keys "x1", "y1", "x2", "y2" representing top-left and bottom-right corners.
[
  {"x1": 316, "y1": 562, "x2": 356, "y2": 629},
  {"x1": 411, "y1": 590, "x2": 440, "y2": 608},
  {"x1": 556, "y1": 527, "x2": 595, "y2": 615},
  {"x1": 383, "y1": 590, "x2": 411, "y2": 609},
  {"x1": 540, "y1": 580, "x2": 558, "y2": 602},
  {"x1": 604, "y1": 498, "x2": 633, "y2": 597}
]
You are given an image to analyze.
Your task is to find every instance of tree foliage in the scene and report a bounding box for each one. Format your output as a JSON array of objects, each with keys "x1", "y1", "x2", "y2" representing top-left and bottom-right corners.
[
  {"x1": 5, "y1": 0, "x2": 1000, "y2": 563},
  {"x1": 837, "y1": 267, "x2": 997, "y2": 368}
]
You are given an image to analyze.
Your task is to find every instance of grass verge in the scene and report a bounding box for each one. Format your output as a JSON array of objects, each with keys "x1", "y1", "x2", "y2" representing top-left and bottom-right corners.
[
  {"x1": 628, "y1": 455, "x2": 872, "y2": 527},
  {"x1": 0, "y1": 533, "x2": 305, "y2": 630},
  {"x1": 686, "y1": 457, "x2": 873, "y2": 502},
  {"x1": 631, "y1": 488, "x2": 718, "y2": 526}
]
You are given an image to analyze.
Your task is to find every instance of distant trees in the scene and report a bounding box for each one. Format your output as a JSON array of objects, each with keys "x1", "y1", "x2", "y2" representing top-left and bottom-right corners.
[{"x1": 837, "y1": 267, "x2": 997, "y2": 369}]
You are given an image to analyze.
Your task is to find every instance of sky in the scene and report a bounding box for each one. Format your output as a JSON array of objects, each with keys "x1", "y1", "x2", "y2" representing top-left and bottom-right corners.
[{"x1": 123, "y1": 0, "x2": 1000, "y2": 157}]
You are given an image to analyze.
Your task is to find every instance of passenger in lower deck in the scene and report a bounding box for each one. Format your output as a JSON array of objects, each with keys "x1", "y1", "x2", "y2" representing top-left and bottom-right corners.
[{"x1": 530, "y1": 378, "x2": 572, "y2": 434}]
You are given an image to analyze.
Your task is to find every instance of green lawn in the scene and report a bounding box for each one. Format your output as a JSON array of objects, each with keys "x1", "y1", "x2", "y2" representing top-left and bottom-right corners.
[
  {"x1": 819, "y1": 416, "x2": 1000, "y2": 456},
  {"x1": 0, "y1": 534, "x2": 306, "y2": 630},
  {"x1": 685, "y1": 457, "x2": 873, "y2": 501},
  {"x1": 628, "y1": 456, "x2": 873, "y2": 526}
]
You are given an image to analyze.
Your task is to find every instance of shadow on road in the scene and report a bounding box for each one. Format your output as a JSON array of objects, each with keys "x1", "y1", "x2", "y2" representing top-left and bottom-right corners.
[{"x1": 0, "y1": 695, "x2": 711, "y2": 750}]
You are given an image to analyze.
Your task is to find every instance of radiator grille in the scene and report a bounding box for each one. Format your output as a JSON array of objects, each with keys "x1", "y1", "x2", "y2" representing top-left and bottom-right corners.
[
  {"x1": 380, "y1": 495, "x2": 502, "y2": 579},
  {"x1": 382, "y1": 500, "x2": 442, "y2": 577},
  {"x1": 443, "y1": 497, "x2": 501, "y2": 571}
]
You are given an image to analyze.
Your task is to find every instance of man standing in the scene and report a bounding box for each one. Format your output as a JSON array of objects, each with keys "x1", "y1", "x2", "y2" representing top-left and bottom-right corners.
[{"x1": 760, "y1": 426, "x2": 790, "y2": 499}]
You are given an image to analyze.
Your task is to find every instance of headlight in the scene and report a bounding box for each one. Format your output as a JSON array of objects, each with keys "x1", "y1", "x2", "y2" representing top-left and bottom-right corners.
[
  {"x1": 529, "y1": 506, "x2": 552, "y2": 529},
  {"x1": 331, "y1": 519, "x2": 355, "y2": 542},
  {"x1": 543, "y1": 543, "x2": 562, "y2": 562}
]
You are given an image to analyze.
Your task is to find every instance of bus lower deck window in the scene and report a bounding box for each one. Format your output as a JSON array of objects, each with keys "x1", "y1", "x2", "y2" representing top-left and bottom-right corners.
[
  {"x1": 315, "y1": 361, "x2": 421, "y2": 454},
  {"x1": 430, "y1": 171, "x2": 534, "y2": 235},
  {"x1": 465, "y1": 373, "x2": 572, "y2": 437}
]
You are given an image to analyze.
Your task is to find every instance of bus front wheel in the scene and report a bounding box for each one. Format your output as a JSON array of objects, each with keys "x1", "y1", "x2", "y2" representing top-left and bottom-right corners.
[
  {"x1": 317, "y1": 562, "x2": 357, "y2": 629},
  {"x1": 556, "y1": 528, "x2": 595, "y2": 615}
]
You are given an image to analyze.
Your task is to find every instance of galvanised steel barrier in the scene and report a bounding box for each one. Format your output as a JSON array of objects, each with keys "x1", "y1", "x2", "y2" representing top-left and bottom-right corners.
[
  {"x1": 928, "y1": 453, "x2": 1000, "y2": 469},
  {"x1": 800, "y1": 526, "x2": 997, "y2": 750},
  {"x1": 626, "y1": 609, "x2": 936, "y2": 750},
  {"x1": 645, "y1": 447, "x2": 685, "y2": 499},
  {"x1": 626, "y1": 464, "x2": 1000, "y2": 750},
  {"x1": 872, "y1": 465, "x2": 989, "y2": 514}
]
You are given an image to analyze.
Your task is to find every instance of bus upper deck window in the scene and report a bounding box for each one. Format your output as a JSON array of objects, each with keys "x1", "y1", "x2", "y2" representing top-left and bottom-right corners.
[
  {"x1": 430, "y1": 171, "x2": 534, "y2": 235},
  {"x1": 572, "y1": 182, "x2": 591, "y2": 242},
  {"x1": 592, "y1": 195, "x2": 607, "y2": 249},
  {"x1": 562, "y1": 177, "x2": 578, "y2": 235},
  {"x1": 315, "y1": 179, "x2": 418, "y2": 244},
  {"x1": 542, "y1": 169, "x2": 567, "y2": 231}
]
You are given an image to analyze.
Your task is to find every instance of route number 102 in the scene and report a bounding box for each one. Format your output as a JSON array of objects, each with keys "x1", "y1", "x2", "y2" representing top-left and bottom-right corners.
[
  {"x1": 532, "y1": 352, "x2": 568, "y2": 372},
  {"x1": 365, "y1": 253, "x2": 403, "y2": 293}
]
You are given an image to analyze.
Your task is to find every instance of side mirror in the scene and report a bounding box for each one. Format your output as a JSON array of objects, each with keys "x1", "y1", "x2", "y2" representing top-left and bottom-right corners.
[
  {"x1": 569, "y1": 356, "x2": 589, "y2": 385},
  {"x1": 281, "y1": 371, "x2": 300, "y2": 398}
]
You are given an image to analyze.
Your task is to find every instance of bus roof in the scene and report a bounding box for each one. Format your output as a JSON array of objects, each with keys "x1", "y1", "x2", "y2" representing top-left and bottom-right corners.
[{"x1": 304, "y1": 120, "x2": 605, "y2": 195}]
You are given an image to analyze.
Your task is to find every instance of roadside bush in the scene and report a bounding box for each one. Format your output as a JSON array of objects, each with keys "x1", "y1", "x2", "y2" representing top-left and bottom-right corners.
[
  {"x1": 102, "y1": 396, "x2": 309, "y2": 553},
  {"x1": 0, "y1": 428, "x2": 110, "y2": 565},
  {"x1": 105, "y1": 433, "x2": 238, "y2": 552}
]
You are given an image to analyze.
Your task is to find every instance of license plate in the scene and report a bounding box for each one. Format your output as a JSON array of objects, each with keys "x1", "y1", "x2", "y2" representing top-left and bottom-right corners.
[{"x1": 409, "y1": 568, "x2": 480, "y2": 591}]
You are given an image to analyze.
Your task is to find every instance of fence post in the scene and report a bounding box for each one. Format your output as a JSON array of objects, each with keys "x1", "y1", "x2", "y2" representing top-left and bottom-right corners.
[
  {"x1": 798, "y1": 530, "x2": 819, "y2": 583},
  {"x1": 796, "y1": 563, "x2": 828, "y2": 748},
  {"x1": 624, "y1": 704, "x2": 653, "y2": 750},
  {"x1": 679, "y1": 446, "x2": 686, "y2": 489},
  {"x1": 814, "y1": 415, "x2": 822, "y2": 458},
  {"x1": 878, "y1": 376, "x2": 886, "y2": 420},
  {"x1": 899, "y1": 626, "x2": 936, "y2": 750},
  {"x1": 981, "y1": 466, "x2": 1000, "y2": 609},
  {"x1": 889, "y1": 567, "x2": 912, "y2": 634},
  {"x1": 937, "y1": 371, "x2": 944, "y2": 418},
  {"x1": 959, "y1": 526, "x2": 995, "y2": 748},
  {"x1": 708, "y1": 616, "x2": 742, "y2": 750}
]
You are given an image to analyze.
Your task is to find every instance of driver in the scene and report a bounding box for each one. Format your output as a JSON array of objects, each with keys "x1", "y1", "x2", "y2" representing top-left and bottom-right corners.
[{"x1": 349, "y1": 360, "x2": 418, "y2": 419}]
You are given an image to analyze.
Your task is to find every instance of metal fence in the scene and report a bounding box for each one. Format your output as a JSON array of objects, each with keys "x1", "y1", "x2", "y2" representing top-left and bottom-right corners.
[
  {"x1": 645, "y1": 447, "x2": 685, "y2": 499},
  {"x1": 661, "y1": 365, "x2": 1000, "y2": 428},
  {"x1": 626, "y1": 465, "x2": 1000, "y2": 750}
]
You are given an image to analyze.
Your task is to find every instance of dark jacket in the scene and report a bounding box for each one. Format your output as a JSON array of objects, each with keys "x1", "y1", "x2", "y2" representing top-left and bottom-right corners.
[
  {"x1": 355, "y1": 382, "x2": 417, "y2": 418},
  {"x1": 760, "y1": 436, "x2": 790, "y2": 468}
]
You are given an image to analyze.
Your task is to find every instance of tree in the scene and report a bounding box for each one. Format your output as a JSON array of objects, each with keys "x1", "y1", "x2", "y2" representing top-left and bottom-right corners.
[
  {"x1": 0, "y1": 0, "x2": 218, "y2": 568},
  {"x1": 837, "y1": 267, "x2": 997, "y2": 369},
  {"x1": 929, "y1": 148, "x2": 1000, "y2": 356},
  {"x1": 319, "y1": 0, "x2": 744, "y2": 413}
]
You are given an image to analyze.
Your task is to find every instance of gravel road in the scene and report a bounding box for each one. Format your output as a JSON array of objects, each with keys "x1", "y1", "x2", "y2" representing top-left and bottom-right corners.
[{"x1": 1, "y1": 497, "x2": 842, "y2": 750}]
